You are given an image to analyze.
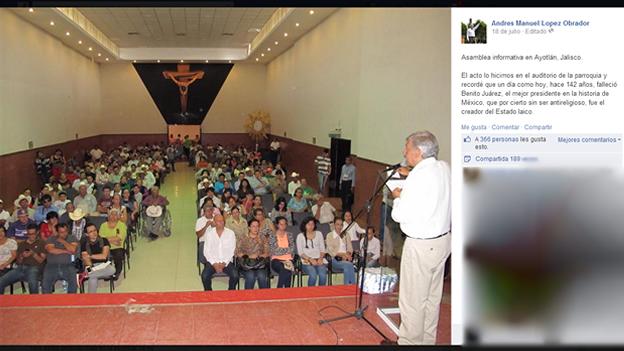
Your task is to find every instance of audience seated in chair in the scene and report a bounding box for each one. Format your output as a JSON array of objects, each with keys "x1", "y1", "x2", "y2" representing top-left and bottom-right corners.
[
  {"x1": 311, "y1": 194, "x2": 336, "y2": 225},
  {"x1": 296, "y1": 217, "x2": 328, "y2": 287},
  {"x1": 0, "y1": 224, "x2": 46, "y2": 294},
  {"x1": 199, "y1": 215, "x2": 238, "y2": 291},
  {"x1": 342, "y1": 210, "x2": 366, "y2": 246},
  {"x1": 224, "y1": 206, "x2": 248, "y2": 240},
  {"x1": 34, "y1": 194, "x2": 59, "y2": 225},
  {"x1": 287, "y1": 188, "x2": 309, "y2": 214},
  {"x1": 42, "y1": 223, "x2": 78, "y2": 294},
  {"x1": 236, "y1": 218, "x2": 270, "y2": 289},
  {"x1": 0, "y1": 227, "x2": 18, "y2": 293},
  {"x1": 74, "y1": 183, "x2": 97, "y2": 215},
  {"x1": 39, "y1": 211, "x2": 59, "y2": 241},
  {"x1": 325, "y1": 218, "x2": 356, "y2": 285},
  {"x1": 142, "y1": 186, "x2": 170, "y2": 240},
  {"x1": 252, "y1": 208, "x2": 275, "y2": 239},
  {"x1": 270, "y1": 197, "x2": 292, "y2": 226},
  {"x1": 8, "y1": 209, "x2": 36, "y2": 243},
  {"x1": 98, "y1": 208, "x2": 126, "y2": 280},
  {"x1": 361, "y1": 226, "x2": 381, "y2": 268},
  {"x1": 80, "y1": 223, "x2": 116, "y2": 293},
  {"x1": 270, "y1": 216, "x2": 296, "y2": 288}
]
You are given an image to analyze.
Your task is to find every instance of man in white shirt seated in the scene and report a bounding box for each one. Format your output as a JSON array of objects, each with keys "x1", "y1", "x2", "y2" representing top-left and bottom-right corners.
[
  {"x1": 90, "y1": 145, "x2": 104, "y2": 161},
  {"x1": 361, "y1": 226, "x2": 381, "y2": 267},
  {"x1": 0, "y1": 199, "x2": 11, "y2": 230},
  {"x1": 73, "y1": 183, "x2": 97, "y2": 215},
  {"x1": 198, "y1": 215, "x2": 239, "y2": 291},
  {"x1": 199, "y1": 188, "x2": 222, "y2": 210},
  {"x1": 310, "y1": 194, "x2": 336, "y2": 225},
  {"x1": 288, "y1": 172, "x2": 301, "y2": 196}
]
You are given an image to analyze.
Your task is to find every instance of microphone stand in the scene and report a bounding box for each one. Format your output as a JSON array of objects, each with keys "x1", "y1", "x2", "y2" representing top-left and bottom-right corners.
[{"x1": 318, "y1": 165, "x2": 400, "y2": 342}]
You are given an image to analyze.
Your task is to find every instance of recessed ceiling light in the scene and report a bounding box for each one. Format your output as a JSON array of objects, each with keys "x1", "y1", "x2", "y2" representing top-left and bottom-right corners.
[
  {"x1": 133, "y1": 60, "x2": 137, "y2": 63},
  {"x1": 105, "y1": 58, "x2": 109, "y2": 61},
  {"x1": 49, "y1": 21, "x2": 55, "y2": 26},
  {"x1": 228, "y1": 60, "x2": 232, "y2": 63},
  {"x1": 78, "y1": 40, "x2": 82, "y2": 44},
  {"x1": 309, "y1": 10, "x2": 315, "y2": 15},
  {"x1": 157, "y1": 59, "x2": 160, "y2": 63},
  {"x1": 28, "y1": 8, "x2": 34, "y2": 13},
  {"x1": 97, "y1": 53, "x2": 101, "y2": 56},
  {"x1": 283, "y1": 32, "x2": 288, "y2": 37},
  {"x1": 88, "y1": 47, "x2": 92, "y2": 51},
  {"x1": 267, "y1": 47, "x2": 271, "y2": 51},
  {"x1": 295, "y1": 23, "x2": 300, "y2": 27},
  {"x1": 205, "y1": 60, "x2": 209, "y2": 63},
  {"x1": 261, "y1": 53, "x2": 265, "y2": 57},
  {"x1": 255, "y1": 58, "x2": 259, "y2": 62},
  {"x1": 180, "y1": 59, "x2": 184, "y2": 63},
  {"x1": 275, "y1": 41, "x2": 279, "y2": 45},
  {"x1": 65, "y1": 32, "x2": 70, "y2": 36}
]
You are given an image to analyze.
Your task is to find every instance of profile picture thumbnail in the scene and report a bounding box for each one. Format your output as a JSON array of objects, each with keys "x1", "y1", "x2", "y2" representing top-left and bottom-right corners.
[{"x1": 461, "y1": 18, "x2": 487, "y2": 44}]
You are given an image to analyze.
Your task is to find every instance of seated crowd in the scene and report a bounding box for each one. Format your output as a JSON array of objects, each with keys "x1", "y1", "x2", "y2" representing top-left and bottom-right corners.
[
  {"x1": 0, "y1": 142, "x2": 175, "y2": 294},
  {"x1": 191, "y1": 143, "x2": 382, "y2": 290}
]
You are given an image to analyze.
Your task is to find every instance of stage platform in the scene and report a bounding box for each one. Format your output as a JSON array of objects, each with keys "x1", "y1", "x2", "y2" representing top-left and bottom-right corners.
[{"x1": 0, "y1": 284, "x2": 450, "y2": 345}]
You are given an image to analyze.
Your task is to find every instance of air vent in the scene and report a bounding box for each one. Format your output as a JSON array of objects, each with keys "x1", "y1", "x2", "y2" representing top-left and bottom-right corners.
[
  {"x1": 176, "y1": 33, "x2": 186, "y2": 37},
  {"x1": 221, "y1": 32, "x2": 234, "y2": 36},
  {"x1": 127, "y1": 32, "x2": 140, "y2": 35}
]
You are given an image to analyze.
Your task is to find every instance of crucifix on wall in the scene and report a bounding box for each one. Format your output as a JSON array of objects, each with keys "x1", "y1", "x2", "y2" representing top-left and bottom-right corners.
[{"x1": 162, "y1": 64, "x2": 205, "y2": 114}]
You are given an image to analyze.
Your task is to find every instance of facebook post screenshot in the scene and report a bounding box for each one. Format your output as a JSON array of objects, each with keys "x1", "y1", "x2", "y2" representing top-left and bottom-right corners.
[{"x1": 452, "y1": 7, "x2": 624, "y2": 346}]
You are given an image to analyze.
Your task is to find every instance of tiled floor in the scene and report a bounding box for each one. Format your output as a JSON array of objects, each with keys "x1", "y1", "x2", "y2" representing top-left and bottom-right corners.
[{"x1": 3, "y1": 163, "x2": 451, "y2": 344}]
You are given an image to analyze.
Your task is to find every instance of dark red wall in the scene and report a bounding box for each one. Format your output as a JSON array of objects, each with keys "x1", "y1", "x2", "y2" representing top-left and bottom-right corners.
[{"x1": 271, "y1": 135, "x2": 390, "y2": 229}]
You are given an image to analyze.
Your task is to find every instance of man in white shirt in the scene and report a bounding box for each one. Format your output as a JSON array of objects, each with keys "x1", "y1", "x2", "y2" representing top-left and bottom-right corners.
[
  {"x1": 288, "y1": 172, "x2": 301, "y2": 196},
  {"x1": 391, "y1": 131, "x2": 451, "y2": 345},
  {"x1": 198, "y1": 215, "x2": 238, "y2": 291},
  {"x1": 361, "y1": 226, "x2": 381, "y2": 267},
  {"x1": 311, "y1": 194, "x2": 336, "y2": 225},
  {"x1": 90, "y1": 146, "x2": 104, "y2": 161}
]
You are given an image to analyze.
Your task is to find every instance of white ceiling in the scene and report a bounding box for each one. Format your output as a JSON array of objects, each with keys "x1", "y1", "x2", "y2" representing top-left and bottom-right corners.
[
  {"x1": 10, "y1": 7, "x2": 337, "y2": 63},
  {"x1": 79, "y1": 8, "x2": 276, "y2": 48}
]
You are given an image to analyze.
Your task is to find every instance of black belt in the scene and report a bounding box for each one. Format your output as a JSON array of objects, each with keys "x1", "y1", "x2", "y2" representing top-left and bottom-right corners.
[{"x1": 415, "y1": 232, "x2": 449, "y2": 240}]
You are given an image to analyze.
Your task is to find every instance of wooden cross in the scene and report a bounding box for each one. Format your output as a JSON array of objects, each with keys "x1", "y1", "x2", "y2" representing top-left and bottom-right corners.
[{"x1": 162, "y1": 64, "x2": 205, "y2": 114}]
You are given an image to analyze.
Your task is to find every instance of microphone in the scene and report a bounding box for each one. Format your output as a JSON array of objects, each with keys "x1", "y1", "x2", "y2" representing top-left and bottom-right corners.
[{"x1": 380, "y1": 163, "x2": 402, "y2": 172}]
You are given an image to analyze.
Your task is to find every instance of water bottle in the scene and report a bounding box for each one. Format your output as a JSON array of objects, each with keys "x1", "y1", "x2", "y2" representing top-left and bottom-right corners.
[{"x1": 62, "y1": 280, "x2": 68, "y2": 292}]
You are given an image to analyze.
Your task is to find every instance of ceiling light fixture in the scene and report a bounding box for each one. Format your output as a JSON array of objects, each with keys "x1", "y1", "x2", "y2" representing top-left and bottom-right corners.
[
  {"x1": 78, "y1": 40, "x2": 82, "y2": 44},
  {"x1": 49, "y1": 21, "x2": 55, "y2": 26},
  {"x1": 133, "y1": 60, "x2": 137, "y2": 63},
  {"x1": 97, "y1": 53, "x2": 101, "y2": 56},
  {"x1": 296, "y1": 23, "x2": 300, "y2": 27},
  {"x1": 228, "y1": 60, "x2": 232, "y2": 63},
  {"x1": 180, "y1": 59, "x2": 184, "y2": 63},
  {"x1": 275, "y1": 41, "x2": 279, "y2": 45},
  {"x1": 88, "y1": 47, "x2": 92, "y2": 51},
  {"x1": 267, "y1": 47, "x2": 271, "y2": 51},
  {"x1": 65, "y1": 32, "x2": 70, "y2": 36},
  {"x1": 157, "y1": 59, "x2": 160, "y2": 63},
  {"x1": 261, "y1": 53, "x2": 265, "y2": 57},
  {"x1": 28, "y1": 8, "x2": 34, "y2": 13},
  {"x1": 309, "y1": 10, "x2": 315, "y2": 15},
  {"x1": 283, "y1": 32, "x2": 288, "y2": 37},
  {"x1": 255, "y1": 58, "x2": 259, "y2": 62},
  {"x1": 105, "y1": 58, "x2": 109, "y2": 61},
  {"x1": 205, "y1": 60, "x2": 209, "y2": 63}
]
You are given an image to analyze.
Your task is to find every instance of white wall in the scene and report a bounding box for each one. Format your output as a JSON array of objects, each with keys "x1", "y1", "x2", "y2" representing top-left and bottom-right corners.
[
  {"x1": 266, "y1": 8, "x2": 451, "y2": 163},
  {"x1": 0, "y1": 9, "x2": 102, "y2": 155},
  {"x1": 99, "y1": 62, "x2": 267, "y2": 135}
]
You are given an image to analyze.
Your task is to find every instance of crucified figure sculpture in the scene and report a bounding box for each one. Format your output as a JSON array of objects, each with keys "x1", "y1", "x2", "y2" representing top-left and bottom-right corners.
[{"x1": 162, "y1": 64, "x2": 205, "y2": 114}]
